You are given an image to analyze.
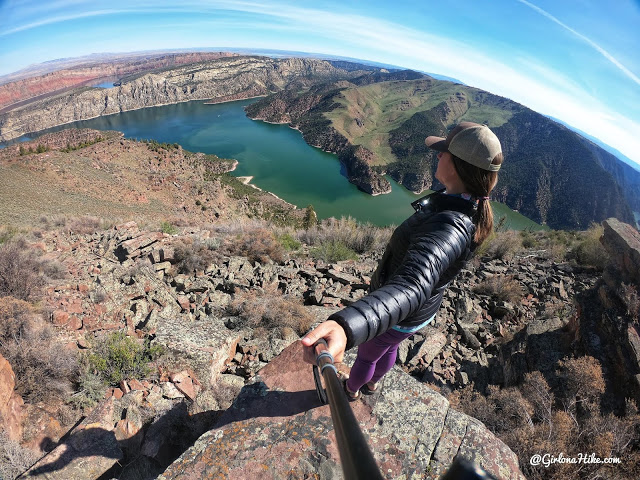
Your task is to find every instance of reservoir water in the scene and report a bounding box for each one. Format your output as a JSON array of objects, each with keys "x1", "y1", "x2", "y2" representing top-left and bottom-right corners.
[{"x1": 18, "y1": 98, "x2": 540, "y2": 228}]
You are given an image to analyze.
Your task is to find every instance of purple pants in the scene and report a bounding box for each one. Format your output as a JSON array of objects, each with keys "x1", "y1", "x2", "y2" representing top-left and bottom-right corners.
[{"x1": 346, "y1": 328, "x2": 414, "y2": 392}]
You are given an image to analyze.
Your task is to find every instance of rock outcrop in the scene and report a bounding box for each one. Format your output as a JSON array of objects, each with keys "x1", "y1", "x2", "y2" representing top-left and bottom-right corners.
[
  {"x1": 580, "y1": 218, "x2": 640, "y2": 405},
  {"x1": 159, "y1": 342, "x2": 525, "y2": 480},
  {"x1": 0, "y1": 352, "x2": 24, "y2": 442},
  {"x1": 18, "y1": 399, "x2": 123, "y2": 479}
]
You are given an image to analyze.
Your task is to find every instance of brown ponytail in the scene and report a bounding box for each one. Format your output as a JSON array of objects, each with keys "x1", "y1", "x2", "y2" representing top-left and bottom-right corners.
[{"x1": 451, "y1": 152, "x2": 503, "y2": 246}]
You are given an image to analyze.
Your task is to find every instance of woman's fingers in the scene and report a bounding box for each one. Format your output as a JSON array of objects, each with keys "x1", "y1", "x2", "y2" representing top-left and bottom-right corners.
[{"x1": 301, "y1": 320, "x2": 347, "y2": 364}]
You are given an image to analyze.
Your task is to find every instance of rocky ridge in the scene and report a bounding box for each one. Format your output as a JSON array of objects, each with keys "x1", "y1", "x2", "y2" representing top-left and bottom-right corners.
[
  {"x1": 0, "y1": 128, "x2": 300, "y2": 228},
  {"x1": 9, "y1": 214, "x2": 626, "y2": 479}
]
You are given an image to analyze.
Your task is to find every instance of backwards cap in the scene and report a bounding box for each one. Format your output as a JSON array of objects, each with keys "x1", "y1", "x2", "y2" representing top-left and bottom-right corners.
[{"x1": 425, "y1": 122, "x2": 502, "y2": 172}]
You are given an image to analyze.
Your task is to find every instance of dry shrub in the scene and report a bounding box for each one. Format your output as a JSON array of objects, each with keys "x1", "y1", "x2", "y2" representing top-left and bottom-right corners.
[
  {"x1": 0, "y1": 297, "x2": 78, "y2": 403},
  {"x1": 448, "y1": 355, "x2": 640, "y2": 480},
  {"x1": 173, "y1": 237, "x2": 218, "y2": 274},
  {"x1": 472, "y1": 275, "x2": 524, "y2": 304},
  {"x1": 228, "y1": 284, "x2": 314, "y2": 337},
  {"x1": 570, "y1": 223, "x2": 608, "y2": 270},
  {"x1": 475, "y1": 230, "x2": 522, "y2": 260},
  {"x1": 0, "y1": 432, "x2": 38, "y2": 480},
  {"x1": 556, "y1": 355, "x2": 605, "y2": 416},
  {"x1": 207, "y1": 219, "x2": 285, "y2": 264},
  {"x1": 449, "y1": 383, "x2": 532, "y2": 434},
  {"x1": 67, "y1": 215, "x2": 105, "y2": 235},
  {"x1": 297, "y1": 216, "x2": 391, "y2": 254},
  {"x1": 0, "y1": 225, "x2": 19, "y2": 245},
  {"x1": 520, "y1": 371, "x2": 554, "y2": 427},
  {"x1": 0, "y1": 239, "x2": 47, "y2": 301},
  {"x1": 233, "y1": 228, "x2": 284, "y2": 264}
]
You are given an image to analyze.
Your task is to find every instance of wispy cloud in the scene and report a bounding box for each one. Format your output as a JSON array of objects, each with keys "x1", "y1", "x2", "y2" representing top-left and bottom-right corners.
[
  {"x1": 1, "y1": 9, "x2": 121, "y2": 35},
  {"x1": 517, "y1": 0, "x2": 640, "y2": 86}
]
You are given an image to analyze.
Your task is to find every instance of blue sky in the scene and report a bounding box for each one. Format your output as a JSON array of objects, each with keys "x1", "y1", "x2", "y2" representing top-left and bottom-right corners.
[{"x1": 1, "y1": 0, "x2": 639, "y2": 167}]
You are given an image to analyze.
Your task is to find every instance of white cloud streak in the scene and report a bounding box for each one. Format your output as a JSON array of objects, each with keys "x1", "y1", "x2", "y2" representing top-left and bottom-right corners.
[{"x1": 517, "y1": 0, "x2": 640, "y2": 86}]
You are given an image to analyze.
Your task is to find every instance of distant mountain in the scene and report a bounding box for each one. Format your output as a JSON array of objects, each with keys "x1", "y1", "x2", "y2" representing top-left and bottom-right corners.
[{"x1": 246, "y1": 70, "x2": 636, "y2": 230}]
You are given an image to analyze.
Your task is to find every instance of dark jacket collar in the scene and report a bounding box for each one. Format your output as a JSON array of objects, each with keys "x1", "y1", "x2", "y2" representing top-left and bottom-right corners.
[{"x1": 411, "y1": 189, "x2": 476, "y2": 217}]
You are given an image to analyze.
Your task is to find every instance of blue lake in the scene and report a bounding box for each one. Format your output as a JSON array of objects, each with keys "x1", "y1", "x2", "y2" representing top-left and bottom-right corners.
[{"x1": 14, "y1": 98, "x2": 540, "y2": 228}]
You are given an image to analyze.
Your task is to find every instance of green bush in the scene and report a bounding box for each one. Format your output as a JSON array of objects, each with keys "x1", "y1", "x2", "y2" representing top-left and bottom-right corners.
[
  {"x1": 69, "y1": 372, "x2": 107, "y2": 410},
  {"x1": 520, "y1": 230, "x2": 539, "y2": 249},
  {"x1": 160, "y1": 221, "x2": 178, "y2": 235},
  {"x1": 84, "y1": 331, "x2": 163, "y2": 386},
  {"x1": 310, "y1": 240, "x2": 359, "y2": 263},
  {"x1": 278, "y1": 233, "x2": 301, "y2": 251},
  {"x1": 302, "y1": 205, "x2": 318, "y2": 229}
]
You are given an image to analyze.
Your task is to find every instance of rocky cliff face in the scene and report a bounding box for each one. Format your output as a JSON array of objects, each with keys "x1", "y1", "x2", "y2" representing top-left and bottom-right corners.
[
  {"x1": 492, "y1": 109, "x2": 635, "y2": 228},
  {"x1": 0, "y1": 56, "x2": 374, "y2": 142},
  {"x1": 0, "y1": 52, "x2": 237, "y2": 111},
  {"x1": 581, "y1": 138, "x2": 640, "y2": 214}
]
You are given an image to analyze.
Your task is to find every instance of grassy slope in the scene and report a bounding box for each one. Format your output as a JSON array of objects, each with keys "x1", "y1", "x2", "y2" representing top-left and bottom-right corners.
[{"x1": 324, "y1": 79, "x2": 516, "y2": 166}]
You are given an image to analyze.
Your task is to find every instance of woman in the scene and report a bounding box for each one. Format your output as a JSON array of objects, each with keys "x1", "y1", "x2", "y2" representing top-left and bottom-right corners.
[{"x1": 302, "y1": 121, "x2": 503, "y2": 399}]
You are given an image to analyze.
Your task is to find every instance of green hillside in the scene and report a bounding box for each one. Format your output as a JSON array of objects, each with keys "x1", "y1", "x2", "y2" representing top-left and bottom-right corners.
[{"x1": 324, "y1": 79, "x2": 521, "y2": 166}]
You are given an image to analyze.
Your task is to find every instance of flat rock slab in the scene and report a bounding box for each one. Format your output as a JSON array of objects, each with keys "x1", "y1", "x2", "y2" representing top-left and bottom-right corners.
[
  {"x1": 159, "y1": 342, "x2": 524, "y2": 479},
  {"x1": 154, "y1": 315, "x2": 243, "y2": 387}
]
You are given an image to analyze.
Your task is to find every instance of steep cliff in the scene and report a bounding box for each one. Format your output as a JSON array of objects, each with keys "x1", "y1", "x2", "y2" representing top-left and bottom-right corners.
[
  {"x1": 0, "y1": 56, "x2": 374, "y2": 142},
  {"x1": 246, "y1": 81, "x2": 393, "y2": 195},
  {"x1": 580, "y1": 137, "x2": 640, "y2": 213}
]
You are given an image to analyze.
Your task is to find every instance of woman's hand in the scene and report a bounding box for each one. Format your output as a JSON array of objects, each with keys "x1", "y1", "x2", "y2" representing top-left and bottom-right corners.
[{"x1": 301, "y1": 320, "x2": 347, "y2": 364}]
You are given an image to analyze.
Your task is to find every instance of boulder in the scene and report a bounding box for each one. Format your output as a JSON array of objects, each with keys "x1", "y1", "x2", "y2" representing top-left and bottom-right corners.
[
  {"x1": 602, "y1": 218, "x2": 640, "y2": 284},
  {"x1": 0, "y1": 353, "x2": 23, "y2": 442},
  {"x1": 408, "y1": 329, "x2": 448, "y2": 367},
  {"x1": 159, "y1": 342, "x2": 524, "y2": 480},
  {"x1": 154, "y1": 314, "x2": 243, "y2": 387}
]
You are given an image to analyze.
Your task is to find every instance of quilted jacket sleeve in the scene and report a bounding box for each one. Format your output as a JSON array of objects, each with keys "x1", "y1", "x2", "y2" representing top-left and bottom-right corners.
[{"x1": 328, "y1": 211, "x2": 474, "y2": 349}]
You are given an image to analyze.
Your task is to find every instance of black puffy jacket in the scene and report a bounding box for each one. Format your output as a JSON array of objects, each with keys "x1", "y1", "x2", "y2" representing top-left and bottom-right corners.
[{"x1": 329, "y1": 191, "x2": 476, "y2": 349}]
